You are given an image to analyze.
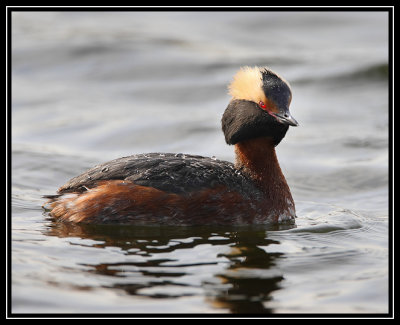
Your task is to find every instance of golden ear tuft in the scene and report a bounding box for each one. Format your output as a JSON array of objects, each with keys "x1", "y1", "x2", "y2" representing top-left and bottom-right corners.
[{"x1": 228, "y1": 66, "x2": 266, "y2": 103}]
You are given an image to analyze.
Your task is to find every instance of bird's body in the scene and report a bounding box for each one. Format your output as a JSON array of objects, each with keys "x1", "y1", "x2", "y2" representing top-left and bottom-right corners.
[{"x1": 45, "y1": 66, "x2": 298, "y2": 225}]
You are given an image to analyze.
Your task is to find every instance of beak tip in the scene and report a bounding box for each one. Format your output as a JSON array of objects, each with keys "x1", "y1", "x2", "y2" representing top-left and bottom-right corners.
[{"x1": 273, "y1": 112, "x2": 299, "y2": 127}]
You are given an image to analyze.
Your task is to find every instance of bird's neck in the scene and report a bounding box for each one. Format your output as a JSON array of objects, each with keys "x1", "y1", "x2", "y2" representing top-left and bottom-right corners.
[{"x1": 234, "y1": 137, "x2": 295, "y2": 216}]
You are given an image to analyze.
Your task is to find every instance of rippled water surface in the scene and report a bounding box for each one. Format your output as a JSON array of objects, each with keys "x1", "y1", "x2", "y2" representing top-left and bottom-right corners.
[{"x1": 11, "y1": 11, "x2": 390, "y2": 314}]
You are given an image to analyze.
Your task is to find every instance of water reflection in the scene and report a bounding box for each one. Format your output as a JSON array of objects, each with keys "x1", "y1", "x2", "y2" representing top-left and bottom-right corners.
[{"x1": 45, "y1": 221, "x2": 292, "y2": 313}]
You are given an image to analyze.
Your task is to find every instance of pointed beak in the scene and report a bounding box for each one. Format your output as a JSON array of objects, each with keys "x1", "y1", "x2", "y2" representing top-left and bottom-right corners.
[{"x1": 272, "y1": 111, "x2": 299, "y2": 127}]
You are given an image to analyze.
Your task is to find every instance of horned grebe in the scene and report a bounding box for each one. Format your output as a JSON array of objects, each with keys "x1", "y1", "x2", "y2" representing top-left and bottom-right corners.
[{"x1": 45, "y1": 66, "x2": 298, "y2": 225}]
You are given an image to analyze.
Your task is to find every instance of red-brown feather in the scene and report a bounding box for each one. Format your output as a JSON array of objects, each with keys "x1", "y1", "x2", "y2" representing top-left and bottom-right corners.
[{"x1": 48, "y1": 180, "x2": 256, "y2": 225}]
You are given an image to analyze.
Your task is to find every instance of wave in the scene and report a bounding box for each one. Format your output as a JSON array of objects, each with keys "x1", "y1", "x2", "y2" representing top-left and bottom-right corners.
[{"x1": 294, "y1": 62, "x2": 388, "y2": 85}]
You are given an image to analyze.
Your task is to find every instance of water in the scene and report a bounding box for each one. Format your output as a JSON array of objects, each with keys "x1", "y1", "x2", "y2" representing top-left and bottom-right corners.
[{"x1": 10, "y1": 11, "x2": 390, "y2": 314}]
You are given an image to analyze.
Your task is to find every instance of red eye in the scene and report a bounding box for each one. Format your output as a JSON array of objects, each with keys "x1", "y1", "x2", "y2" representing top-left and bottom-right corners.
[{"x1": 259, "y1": 101, "x2": 267, "y2": 109}]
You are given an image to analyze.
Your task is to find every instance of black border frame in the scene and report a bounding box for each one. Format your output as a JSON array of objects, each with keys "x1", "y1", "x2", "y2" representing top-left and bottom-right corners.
[{"x1": 6, "y1": 6, "x2": 394, "y2": 319}]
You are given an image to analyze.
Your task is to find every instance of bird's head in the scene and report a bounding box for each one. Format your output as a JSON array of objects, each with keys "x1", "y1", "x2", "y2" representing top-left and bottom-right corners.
[{"x1": 222, "y1": 66, "x2": 298, "y2": 146}]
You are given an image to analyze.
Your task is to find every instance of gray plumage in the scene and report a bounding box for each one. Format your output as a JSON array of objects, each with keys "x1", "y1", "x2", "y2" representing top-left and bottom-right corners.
[{"x1": 57, "y1": 153, "x2": 263, "y2": 200}]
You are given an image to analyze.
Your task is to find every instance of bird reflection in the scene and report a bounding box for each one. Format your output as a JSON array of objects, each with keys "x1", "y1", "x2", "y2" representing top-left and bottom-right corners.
[{"x1": 45, "y1": 220, "x2": 292, "y2": 313}]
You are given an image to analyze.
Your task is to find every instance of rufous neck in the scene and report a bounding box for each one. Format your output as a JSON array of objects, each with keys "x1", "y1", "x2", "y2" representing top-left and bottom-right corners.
[{"x1": 234, "y1": 137, "x2": 293, "y2": 203}]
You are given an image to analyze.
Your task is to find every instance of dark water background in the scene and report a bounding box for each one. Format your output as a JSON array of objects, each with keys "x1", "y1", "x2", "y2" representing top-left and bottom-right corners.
[{"x1": 11, "y1": 11, "x2": 390, "y2": 314}]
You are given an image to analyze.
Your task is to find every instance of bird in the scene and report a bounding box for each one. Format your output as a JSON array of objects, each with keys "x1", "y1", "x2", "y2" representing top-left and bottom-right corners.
[{"x1": 44, "y1": 66, "x2": 298, "y2": 226}]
